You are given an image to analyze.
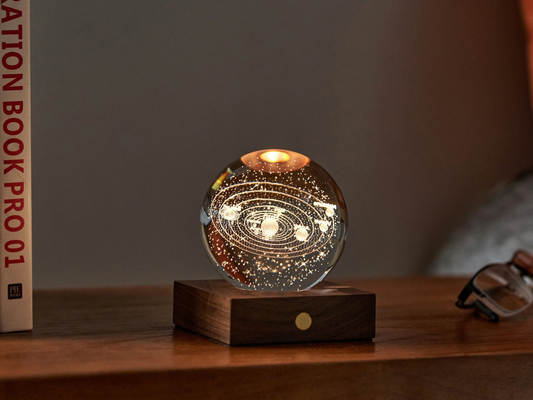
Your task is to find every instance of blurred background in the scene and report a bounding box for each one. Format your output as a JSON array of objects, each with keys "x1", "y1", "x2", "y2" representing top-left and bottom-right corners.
[{"x1": 31, "y1": 0, "x2": 533, "y2": 288}]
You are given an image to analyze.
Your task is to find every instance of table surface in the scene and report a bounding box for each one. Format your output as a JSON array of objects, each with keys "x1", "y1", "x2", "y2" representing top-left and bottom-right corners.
[{"x1": 1, "y1": 277, "x2": 533, "y2": 400}]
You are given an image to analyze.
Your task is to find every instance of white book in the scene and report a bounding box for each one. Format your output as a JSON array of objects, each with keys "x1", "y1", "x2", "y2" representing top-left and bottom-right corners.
[{"x1": 0, "y1": 0, "x2": 32, "y2": 332}]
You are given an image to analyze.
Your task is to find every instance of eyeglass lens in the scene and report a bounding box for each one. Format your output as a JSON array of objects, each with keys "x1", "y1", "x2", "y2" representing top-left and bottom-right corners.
[{"x1": 473, "y1": 265, "x2": 533, "y2": 313}]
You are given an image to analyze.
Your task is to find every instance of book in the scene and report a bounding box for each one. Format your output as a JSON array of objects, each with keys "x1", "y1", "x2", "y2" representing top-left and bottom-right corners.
[{"x1": 0, "y1": 0, "x2": 32, "y2": 332}]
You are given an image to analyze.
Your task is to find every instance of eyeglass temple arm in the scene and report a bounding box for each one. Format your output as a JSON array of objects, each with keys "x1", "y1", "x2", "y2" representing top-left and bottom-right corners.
[
  {"x1": 512, "y1": 250, "x2": 533, "y2": 276},
  {"x1": 456, "y1": 284, "x2": 500, "y2": 322},
  {"x1": 474, "y1": 300, "x2": 500, "y2": 322},
  {"x1": 456, "y1": 282, "x2": 476, "y2": 308}
]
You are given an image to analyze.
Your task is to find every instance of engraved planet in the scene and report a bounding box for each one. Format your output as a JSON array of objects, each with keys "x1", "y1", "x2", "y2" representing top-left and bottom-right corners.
[{"x1": 200, "y1": 149, "x2": 348, "y2": 291}]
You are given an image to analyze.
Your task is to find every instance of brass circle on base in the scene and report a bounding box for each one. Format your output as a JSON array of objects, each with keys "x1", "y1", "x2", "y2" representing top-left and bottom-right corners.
[{"x1": 295, "y1": 312, "x2": 312, "y2": 330}]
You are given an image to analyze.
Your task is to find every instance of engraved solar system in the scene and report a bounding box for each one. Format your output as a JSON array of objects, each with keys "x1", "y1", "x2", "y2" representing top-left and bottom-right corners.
[
  {"x1": 174, "y1": 149, "x2": 375, "y2": 345},
  {"x1": 200, "y1": 149, "x2": 347, "y2": 291}
]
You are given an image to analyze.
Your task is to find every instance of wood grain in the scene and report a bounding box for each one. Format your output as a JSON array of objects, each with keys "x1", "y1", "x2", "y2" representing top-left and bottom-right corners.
[
  {"x1": 174, "y1": 280, "x2": 375, "y2": 345},
  {"x1": 1, "y1": 277, "x2": 533, "y2": 399}
]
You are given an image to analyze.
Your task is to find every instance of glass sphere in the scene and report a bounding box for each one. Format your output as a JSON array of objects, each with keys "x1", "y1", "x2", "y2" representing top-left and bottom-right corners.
[{"x1": 200, "y1": 149, "x2": 348, "y2": 291}]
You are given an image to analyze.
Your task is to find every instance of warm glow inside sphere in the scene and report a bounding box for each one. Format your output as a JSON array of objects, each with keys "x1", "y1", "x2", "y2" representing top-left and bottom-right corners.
[{"x1": 200, "y1": 149, "x2": 348, "y2": 291}]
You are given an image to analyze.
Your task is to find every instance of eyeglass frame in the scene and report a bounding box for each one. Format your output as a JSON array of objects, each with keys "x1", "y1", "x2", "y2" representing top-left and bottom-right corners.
[{"x1": 455, "y1": 250, "x2": 533, "y2": 322}]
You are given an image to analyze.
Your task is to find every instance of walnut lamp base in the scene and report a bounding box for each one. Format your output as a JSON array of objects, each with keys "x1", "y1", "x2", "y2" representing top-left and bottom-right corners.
[{"x1": 173, "y1": 280, "x2": 375, "y2": 346}]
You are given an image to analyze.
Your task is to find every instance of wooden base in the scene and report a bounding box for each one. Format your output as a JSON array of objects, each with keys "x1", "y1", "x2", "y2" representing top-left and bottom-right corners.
[{"x1": 173, "y1": 280, "x2": 375, "y2": 346}]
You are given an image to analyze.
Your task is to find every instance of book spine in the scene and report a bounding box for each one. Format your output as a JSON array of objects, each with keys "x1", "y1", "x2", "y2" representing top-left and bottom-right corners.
[{"x1": 0, "y1": 0, "x2": 32, "y2": 332}]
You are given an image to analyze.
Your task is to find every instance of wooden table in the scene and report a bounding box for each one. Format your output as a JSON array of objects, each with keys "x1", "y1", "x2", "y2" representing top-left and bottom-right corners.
[{"x1": 1, "y1": 277, "x2": 532, "y2": 399}]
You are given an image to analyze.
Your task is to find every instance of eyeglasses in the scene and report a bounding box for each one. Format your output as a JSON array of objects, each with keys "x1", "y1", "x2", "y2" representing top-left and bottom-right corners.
[{"x1": 455, "y1": 250, "x2": 533, "y2": 322}]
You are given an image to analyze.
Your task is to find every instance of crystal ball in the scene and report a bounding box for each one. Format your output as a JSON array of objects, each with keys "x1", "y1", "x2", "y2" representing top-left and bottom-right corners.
[{"x1": 200, "y1": 149, "x2": 348, "y2": 291}]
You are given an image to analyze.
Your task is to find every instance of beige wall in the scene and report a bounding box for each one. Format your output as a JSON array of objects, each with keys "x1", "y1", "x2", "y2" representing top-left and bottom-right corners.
[{"x1": 32, "y1": 0, "x2": 533, "y2": 288}]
